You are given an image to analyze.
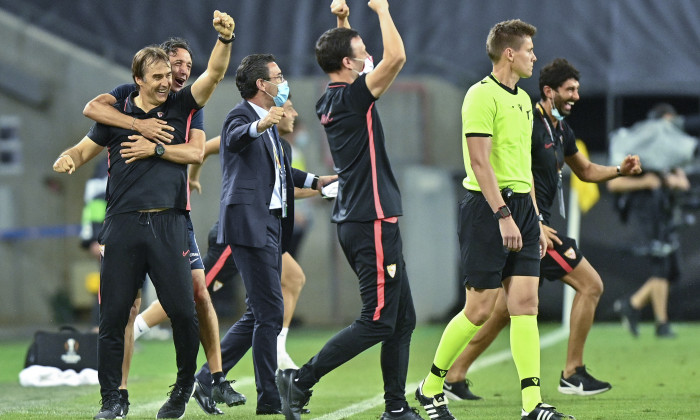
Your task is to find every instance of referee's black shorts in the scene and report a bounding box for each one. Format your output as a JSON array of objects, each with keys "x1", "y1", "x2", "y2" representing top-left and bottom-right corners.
[
  {"x1": 459, "y1": 190, "x2": 541, "y2": 289},
  {"x1": 541, "y1": 233, "x2": 584, "y2": 281}
]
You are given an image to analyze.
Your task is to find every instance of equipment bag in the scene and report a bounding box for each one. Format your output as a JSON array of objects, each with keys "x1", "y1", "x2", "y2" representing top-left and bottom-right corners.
[{"x1": 25, "y1": 326, "x2": 98, "y2": 371}]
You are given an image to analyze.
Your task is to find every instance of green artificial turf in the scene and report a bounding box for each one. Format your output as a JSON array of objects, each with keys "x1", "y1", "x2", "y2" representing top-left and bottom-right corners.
[{"x1": 0, "y1": 322, "x2": 697, "y2": 419}]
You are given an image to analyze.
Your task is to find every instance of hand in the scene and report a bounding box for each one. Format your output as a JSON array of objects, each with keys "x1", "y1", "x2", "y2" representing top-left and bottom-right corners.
[
  {"x1": 89, "y1": 241, "x2": 102, "y2": 261},
  {"x1": 498, "y1": 217, "x2": 522, "y2": 252},
  {"x1": 664, "y1": 170, "x2": 691, "y2": 191},
  {"x1": 133, "y1": 118, "x2": 174, "y2": 143},
  {"x1": 538, "y1": 225, "x2": 548, "y2": 259},
  {"x1": 331, "y1": 0, "x2": 349, "y2": 18},
  {"x1": 213, "y1": 10, "x2": 235, "y2": 39},
  {"x1": 620, "y1": 154, "x2": 642, "y2": 176},
  {"x1": 367, "y1": 0, "x2": 389, "y2": 13},
  {"x1": 121, "y1": 135, "x2": 160, "y2": 164},
  {"x1": 316, "y1": 174, "x2": 339, "y2": 191},
  {"x1": 189, "y1": 178, "x2": 202, "y2": 194},
  {"x1": 258, "y1": 107, "x2": 285, "y2": 132},
  {"x1": 541, "y1": 224, "x2": 561, "y2": 251},
  {"x1": 53, "y1": 154, "x2": 76, "y2": 174}
]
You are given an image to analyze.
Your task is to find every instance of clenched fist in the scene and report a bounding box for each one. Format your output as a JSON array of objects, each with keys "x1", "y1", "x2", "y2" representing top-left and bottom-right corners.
[
  {"x1": 213, "y1": 10, "x2": 235, "y2": 39},
  {"x1": 53, "y1": 154, "x2": 76, "y2": 174},
  {"x1": 258, "y1": 106, "x2": 285, "y2": 132}
]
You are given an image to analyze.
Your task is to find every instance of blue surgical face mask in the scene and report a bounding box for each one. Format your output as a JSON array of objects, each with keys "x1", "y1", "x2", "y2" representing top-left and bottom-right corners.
[
  {"x1": 550, "y1": 96, "x2": 565, "y2": 121},
  {"x1": 551, "y1": 105, "x2": 565, "y2": 121},
  {"x1": 265, "y1": 80, "x2": 290, "y2": 107}
]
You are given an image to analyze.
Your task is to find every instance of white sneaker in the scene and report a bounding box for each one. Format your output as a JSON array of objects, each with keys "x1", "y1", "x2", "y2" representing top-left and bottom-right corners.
[
  {"x1": 142, "y1": 325, "x2": 172, "y2": 341},
  {"x1": 277, "y1": 352, "x2": 299, "y2": 370}
]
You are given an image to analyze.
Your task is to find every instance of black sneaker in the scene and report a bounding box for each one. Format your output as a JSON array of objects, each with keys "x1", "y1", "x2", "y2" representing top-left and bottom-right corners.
[
  {"x1": 522, "y1": 403, "x2": 575, "y2": 420},
  {"x1": 192, "y1": 378, "x2": 223, "y2": 415},
  {"x1": 212, "y1": 378, "x2": 247, "y2": 407},
  {"x1": 442, "y1": 379, "x2": 482, "y2": 401},
  {"x1": 119, "y1": 389, "x2": 130, "y2": 417},
  {"x1": 614, "y1": 298, "x2": 640, "y2": 337},
  {"x1": 558, "y1": 365, "x2": 611, "y2": 396},
  {"x1": 415, "y1": 380, "x2": 455, "y2": 420},
  {"x1": 656, "y1": 322, "x2": 676, "y2": 338},
  {"x1": 276, "y1": 368, "x2": 312, "y2": 420},
  {"x1": 94, "y1": 394, "x2": 125, "y2": 419},
  {"x1": 380, "y1": 407, "x2": 424, "y2": 419},
  {"x1": 157, "y1": 383, "x2": 193, "y2": 419}
]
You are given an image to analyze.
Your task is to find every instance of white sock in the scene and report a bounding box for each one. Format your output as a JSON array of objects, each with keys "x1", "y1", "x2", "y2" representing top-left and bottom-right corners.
[
  {"x1": 133, "y1": 314, "x2": 151, "y2": 340},
  {"x1": 277, "y1": 327, "x2": 289, "y2": 354}
]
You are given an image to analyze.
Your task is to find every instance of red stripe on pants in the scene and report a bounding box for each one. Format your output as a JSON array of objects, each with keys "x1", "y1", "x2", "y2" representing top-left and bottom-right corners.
[
  {"x1": 546, "y1": 248, "x2": 574, "y2": 273},
  {"x1": 373, "y1": 220, "x2": 386, "y2": 320},
  {"x1": 205, "y1": 245, "x2": 232, "y2": 287}
]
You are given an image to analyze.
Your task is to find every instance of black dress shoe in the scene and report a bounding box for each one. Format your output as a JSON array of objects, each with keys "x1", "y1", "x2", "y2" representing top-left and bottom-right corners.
[
  {"x1": 256, "y1": 405, "x2": 310, "y2": 415},
  {"x1": 256, "y1": 404, "x2": 283, "y2": 415},
  {"x1": 192, "y1": 378, "x2": 224, "y2": 415}
]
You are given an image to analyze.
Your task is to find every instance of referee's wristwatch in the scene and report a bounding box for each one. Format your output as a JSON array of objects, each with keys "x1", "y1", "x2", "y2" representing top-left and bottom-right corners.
[{"x1": 493, "y1": 205, "x2": 512, "y2": 220}]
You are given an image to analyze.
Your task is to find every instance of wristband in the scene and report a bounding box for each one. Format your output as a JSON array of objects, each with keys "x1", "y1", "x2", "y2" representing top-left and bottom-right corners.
[
  {"x1": 493, "y1": 205, "x2": 512, "y2": 220},
  {"x1": 311, "y1": 175, "x2": 319, "y2": 190},
  {"x1": 130, "y1": 117, "x2": 136, "y2": 130},
  {"x1": 218, "y1": 34, "x2": 235, "y2": 44}
]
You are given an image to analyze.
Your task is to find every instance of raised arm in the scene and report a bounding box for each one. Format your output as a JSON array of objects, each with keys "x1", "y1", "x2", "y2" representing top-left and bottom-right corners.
[
  {"x1": 191, "y1": 10, "x2": 235, "y2": 107},
  {"x1": 53, "y1": 136, "x2": 104, "y2": 174},
  {"x1": 331, "y1": 0, "x2": 351, "y2": 28},
  {"x1": 83, "y1": 93, "x2": 175, "y2": 143},
  {"x1": 364, "y1": 0, "x2": 406, "y2": 99}
]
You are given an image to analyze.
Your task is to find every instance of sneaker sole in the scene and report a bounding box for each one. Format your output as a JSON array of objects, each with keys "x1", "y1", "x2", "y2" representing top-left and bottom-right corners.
[
  {"x1": 441, "y1": 389, "x2": 463, "y2": 401},
  {"x1": 557, "y1": 384, "x2": 611, "y2": 396},
  {"x1": 278, "y1": 372, "x2": 300, "y2": 420}
]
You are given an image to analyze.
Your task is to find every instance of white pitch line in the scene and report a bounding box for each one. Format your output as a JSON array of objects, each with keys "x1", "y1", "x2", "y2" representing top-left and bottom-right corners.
[{"x1": 312, "y1": 327, "x2": 569, "y2": 420}]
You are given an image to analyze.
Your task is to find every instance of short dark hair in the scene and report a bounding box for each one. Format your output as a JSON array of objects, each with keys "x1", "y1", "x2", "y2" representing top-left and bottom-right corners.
[
  {"x1": 131, "y1": 46, "x2": 170, "y2": 83},
  {"x1": 235, "y1": 54, "x2": 276, "y2": 100},
  {"x1": 539, "y1": 58, "x2": 580, "y2": 100},
  {"x1": 160, "y1": 37, "x2": 194, "y2": 61},
  {"x1": 486, "y1": 19, "x2": 537, "y2": 63},
  {"x1": 315, "y1": 27, "x2": 360, "y2": 74}
]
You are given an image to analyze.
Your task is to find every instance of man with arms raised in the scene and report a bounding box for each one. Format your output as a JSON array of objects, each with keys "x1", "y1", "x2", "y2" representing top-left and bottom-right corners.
[
  {"x1": 53, "y1": 11, "x2": 234, "y2": 419},
  {"x1": 277, "y1": 1, "x2": 420, "y2": 419},
  {"x1": 83, "y1": 36, "x2": 242, "y2": 416}
]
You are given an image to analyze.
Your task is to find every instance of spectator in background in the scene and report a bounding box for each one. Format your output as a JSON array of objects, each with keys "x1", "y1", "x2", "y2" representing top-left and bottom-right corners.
[
  {"x1": 79, "y1": 156, "x2": 108, "y2": 331},
  {"x1": 610, "y1": 103, "x2": 692, "y2": 338}
]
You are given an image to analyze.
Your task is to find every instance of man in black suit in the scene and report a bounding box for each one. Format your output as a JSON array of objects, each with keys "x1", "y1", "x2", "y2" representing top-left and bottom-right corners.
[{"x1": 193, "y1": 53, "x2": 335, "y2": 415}]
